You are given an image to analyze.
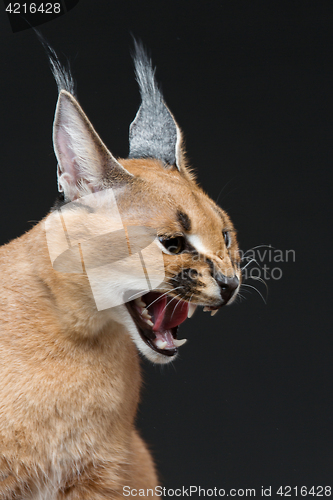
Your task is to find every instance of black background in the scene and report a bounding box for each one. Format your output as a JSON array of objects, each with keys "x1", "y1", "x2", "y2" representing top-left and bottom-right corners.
[{"x1": 0, "y1": 0, "x2": 332, "y2": 495}]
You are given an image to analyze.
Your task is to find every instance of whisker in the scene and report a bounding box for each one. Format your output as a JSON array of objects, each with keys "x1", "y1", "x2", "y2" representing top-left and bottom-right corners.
[
  {"x1": 145, "y1": 287, "x2": 183, "y2": 310},
  {"x1": 242, "y1": 244, "x2": 275, "y2": 259},
  {"x1": 235, "y1": 292, "x2": 247, "y2": 303},
  {"x1": 247, "y1": 276, "x2": 269, "y2": 300},
  {"x1": 125, "y1": 287, "x2": 170, "y2": 302},
  {"x1": 241, "y1": 283, "x2": 267, "y2": 304},
  {"x1": 164, "y1": 294, "x2": 183, "y2": 319},
  {"x1": 170, "y1": 294, "x2": 185, "y2": 320},
  {"x1": 241, "y1": 257, "x2": 265, "y2": 272},
  {"x1": 241, "y1": 258, "x2": 256, "y2": 270},
  {"x1": 215, "y1": 177, "x2": 236, "y2": 205}
]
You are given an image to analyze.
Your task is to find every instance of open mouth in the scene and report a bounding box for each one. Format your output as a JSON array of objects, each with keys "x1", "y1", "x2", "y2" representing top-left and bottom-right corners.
[{"x1": 126, "y1": 292, "x2": 198, "y2": 357}]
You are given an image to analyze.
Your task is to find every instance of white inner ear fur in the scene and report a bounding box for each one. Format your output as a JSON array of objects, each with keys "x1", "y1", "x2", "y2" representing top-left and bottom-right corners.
[
  {"x1": 53, "y1": 90, "x2": 129, "y2": 201},
  {"x1": 174, "y1": 123, "x2": 182, "y2": 172},
  {"x1": 54, "y1": 93, "x2": 102, "y2": 199}
]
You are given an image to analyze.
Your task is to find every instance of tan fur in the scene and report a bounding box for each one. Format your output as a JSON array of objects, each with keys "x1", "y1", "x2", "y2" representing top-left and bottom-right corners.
[{"x1": 0, "y1": 87, "x2": 240, "y2": 497}]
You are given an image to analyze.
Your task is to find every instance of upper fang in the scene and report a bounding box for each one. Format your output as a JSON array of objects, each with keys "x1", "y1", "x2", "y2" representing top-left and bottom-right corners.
[
  {"x1": 188, "y1": 303, "x2": 197, "y2": 318},
  {"x1": 135, "y1": 297, "x2": 146, "y2": 308},
  {"x1": 174, "y1": 338, "x2": 187, "y2": 347}
]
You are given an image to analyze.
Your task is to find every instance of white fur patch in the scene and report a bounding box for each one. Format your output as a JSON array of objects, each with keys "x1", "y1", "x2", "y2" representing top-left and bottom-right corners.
[{"x1": 187, "y1": 235, "x2": 210, "y2": 255}]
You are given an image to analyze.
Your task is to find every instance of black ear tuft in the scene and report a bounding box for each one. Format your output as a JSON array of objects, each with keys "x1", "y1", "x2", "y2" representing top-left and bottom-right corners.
[
  {"x1": 35, "y1": 29, "x2": 76, "y2": 96},
  {"x1": 128, "y1": 40, "x2": 181, "y2": 169}
]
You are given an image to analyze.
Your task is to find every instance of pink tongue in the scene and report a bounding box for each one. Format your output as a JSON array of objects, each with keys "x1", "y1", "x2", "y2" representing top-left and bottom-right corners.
[
  {"x1": 145, "y1": 293, "x2": 189, "y2": 332},
  {"x1": 161, "y1": 299, "x2": 189, "y2": 330}
]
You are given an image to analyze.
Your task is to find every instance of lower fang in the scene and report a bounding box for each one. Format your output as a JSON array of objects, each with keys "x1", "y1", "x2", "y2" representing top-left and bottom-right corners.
[
  {"x1": 155, "y1": 339, "x2": 168, "y2": 349},
  {"x1": 174, "y1": 338, "x2": 187, "y2": 347},
  {"x1": 211, "y1": 309, "x2": 218, "y2": 316}
]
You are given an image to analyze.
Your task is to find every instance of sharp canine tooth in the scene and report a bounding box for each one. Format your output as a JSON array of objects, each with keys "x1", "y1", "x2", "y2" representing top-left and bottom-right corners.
[
  {"x1": 203, "y1": 307, "x2": 210, "y2": 312},
  {"x1": 187, "y1": 304, "x2": 197, "y2": 318},
  {"x1": 135, "y1": 297, "x2": 146, "y2": 308},
  {"x1": 146, "y1": 319, "x2": 154, "y2": 327},
  {"x1": 174, "y1": 338, "x2": 187, "y2": 347},
  {"x1": 211, "y1": 309, "x2": 218, "y2": 316},
  {"x1": 155, "y1": 339, "x2": 167, "y2": 349}
]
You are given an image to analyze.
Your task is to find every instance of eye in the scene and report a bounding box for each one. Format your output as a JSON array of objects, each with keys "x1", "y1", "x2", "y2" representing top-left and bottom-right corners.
[
  {"x1": 159, "y1": 236, "x2": 186, "y2": 254},
  {"x1": 223, "y1": 230, "x2": 231, "y2": 248}
]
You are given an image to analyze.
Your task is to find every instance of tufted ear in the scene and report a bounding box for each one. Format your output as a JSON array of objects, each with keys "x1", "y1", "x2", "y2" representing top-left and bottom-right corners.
[
  {"x1": 53, "y1": 90, "x2": 132, "y2": 201},
  {"x1": 128, "y1": 42, "x2": 184, "y2": 171}
]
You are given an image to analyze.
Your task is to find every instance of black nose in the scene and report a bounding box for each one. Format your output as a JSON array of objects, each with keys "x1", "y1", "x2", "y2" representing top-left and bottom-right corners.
[{"x1": 215, "y1": 273, "x2": 239, "y2": 304}]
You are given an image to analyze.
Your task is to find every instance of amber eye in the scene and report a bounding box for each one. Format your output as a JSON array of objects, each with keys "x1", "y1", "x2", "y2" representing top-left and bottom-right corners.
[
  {"x1": 159, "y1": 236, "x2": 186, "y2": 254},
  {"x1": 223, "y1": 230, "x2": 231, "y2": 248}
]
